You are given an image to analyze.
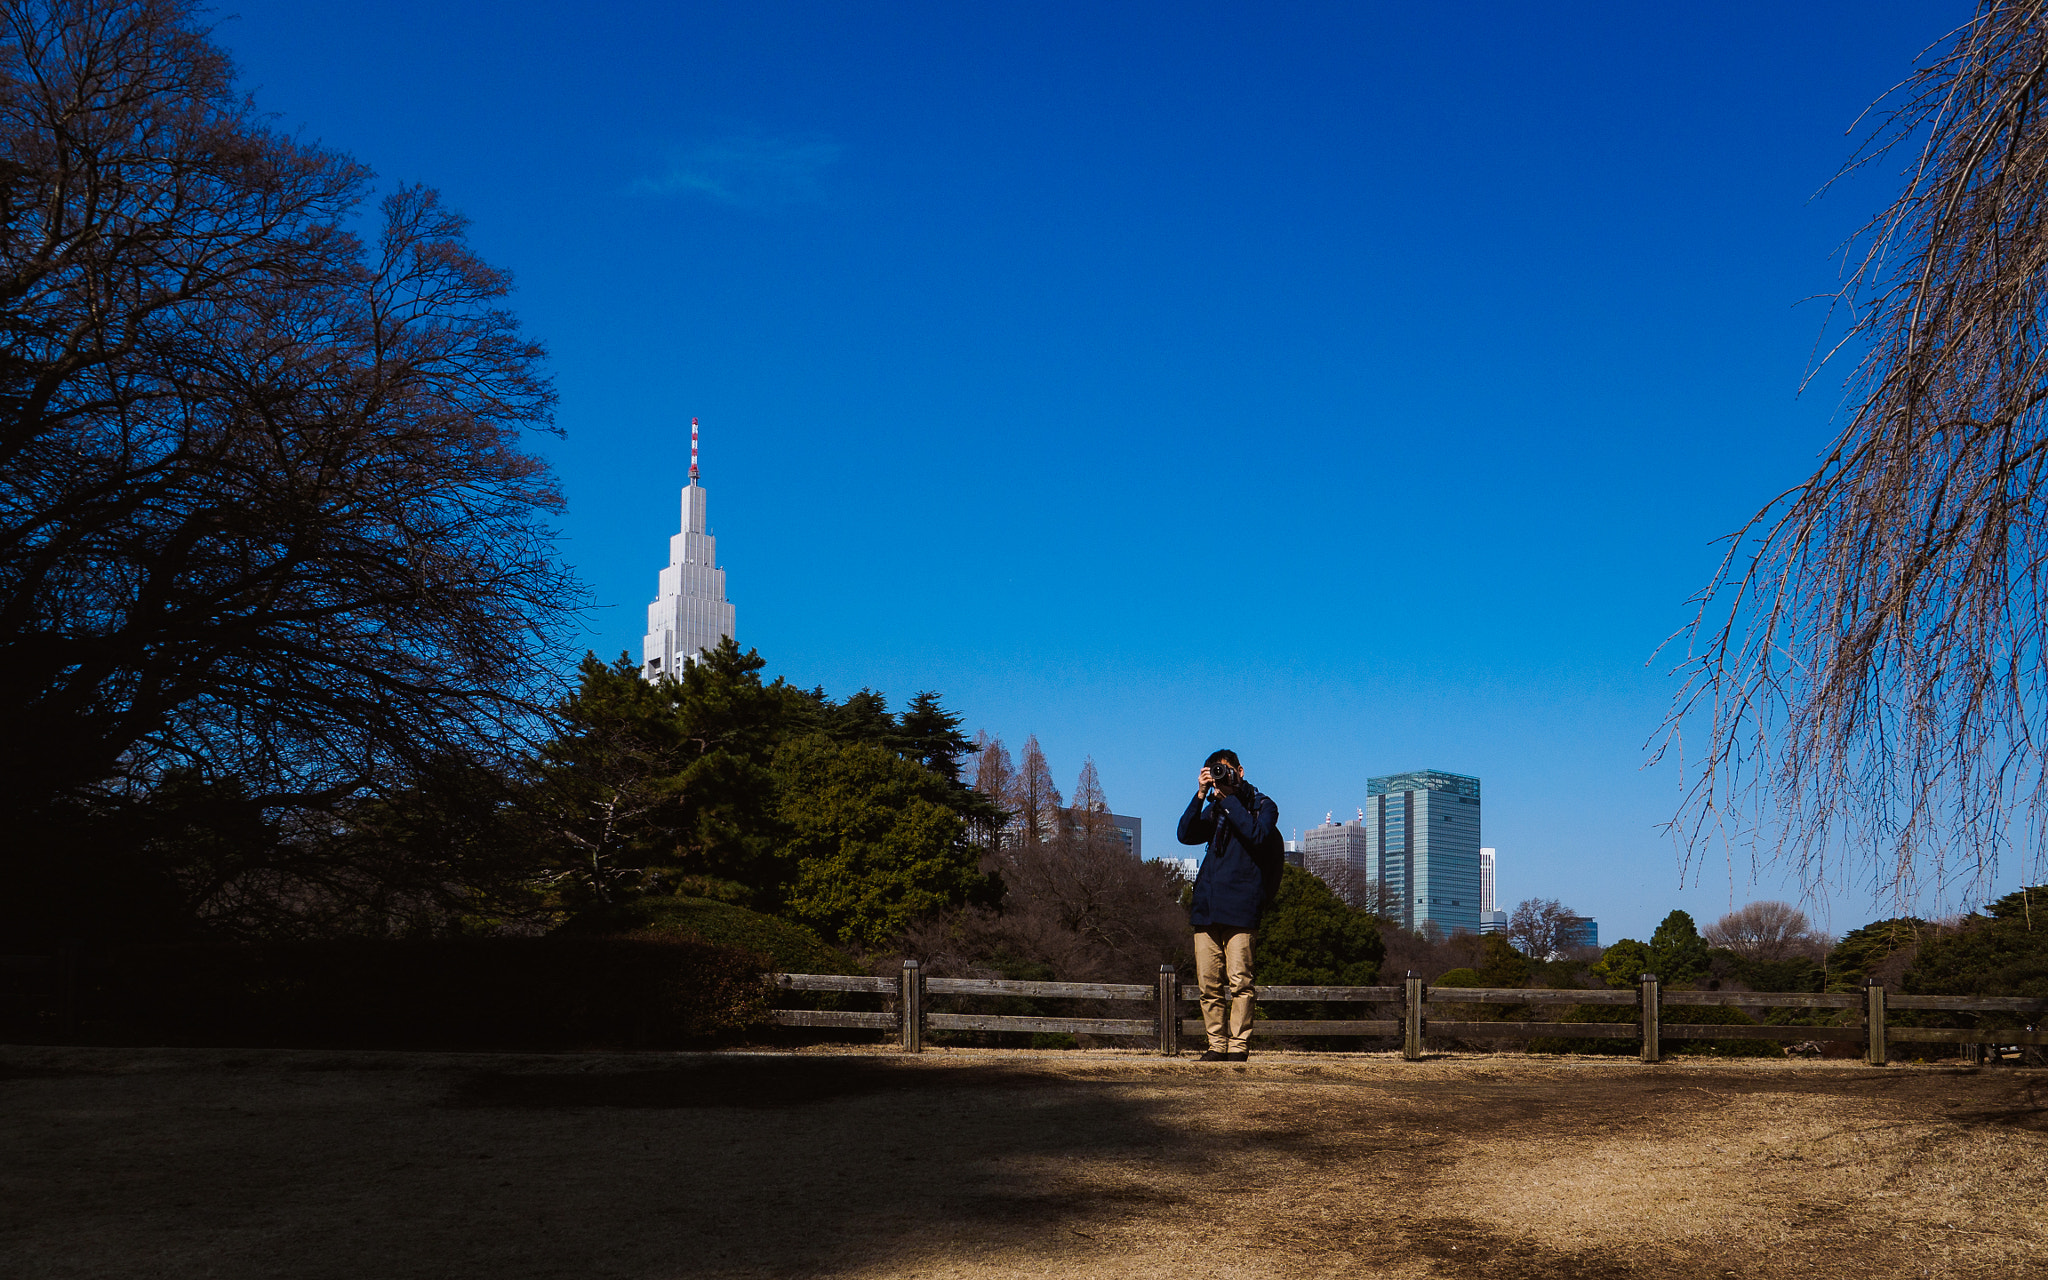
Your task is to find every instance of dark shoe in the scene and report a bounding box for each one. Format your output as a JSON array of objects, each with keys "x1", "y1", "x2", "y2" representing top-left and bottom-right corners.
[
  {"x1": 1197, "y1": 1050, "x2": 1228, "y2": 1062},
  {"x1": 1225, "y1": 1051, "x2": 1248, "y2": 1062}
]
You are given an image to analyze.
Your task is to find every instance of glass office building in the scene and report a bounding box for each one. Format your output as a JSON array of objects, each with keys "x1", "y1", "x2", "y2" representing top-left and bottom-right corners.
[{"x1": 1365, "y1": 769, "x2": 1482, "y2": 934}]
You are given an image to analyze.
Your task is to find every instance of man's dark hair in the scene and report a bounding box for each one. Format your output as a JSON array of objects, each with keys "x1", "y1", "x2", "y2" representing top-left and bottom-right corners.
[{"x1": 1206, "y1": 749, "x2": 1241, "y2": 769}]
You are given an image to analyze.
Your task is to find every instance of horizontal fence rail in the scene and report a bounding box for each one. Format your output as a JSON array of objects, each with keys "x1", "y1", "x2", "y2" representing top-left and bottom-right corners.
[{"x1": 765, "y1": 964, "x2": 2046, "y2": 1062}]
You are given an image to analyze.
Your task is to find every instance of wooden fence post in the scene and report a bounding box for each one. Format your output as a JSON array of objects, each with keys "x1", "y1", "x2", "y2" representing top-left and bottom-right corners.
[
  {"x1": 1866, "y1": 980, "x2": 1886, "y2": 1066},
  {"x1": 901, "y1": 959, "x2": 923, "y2": 1053},
  {"x1": 1403, "y1": 972, "x2": 1424, "y2": 1060},
  {"x1": 1639, "y1": 972, "x2": 1660, "y2": 1064},
  {"x1": 1157, "y1": 965, "x2": 1180, "y2": 1056}
]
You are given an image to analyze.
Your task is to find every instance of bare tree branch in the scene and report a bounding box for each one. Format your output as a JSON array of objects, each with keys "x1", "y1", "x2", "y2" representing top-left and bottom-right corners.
[{"x1": 1659, "y1": 1, "x2": 2048, "y2": 907}]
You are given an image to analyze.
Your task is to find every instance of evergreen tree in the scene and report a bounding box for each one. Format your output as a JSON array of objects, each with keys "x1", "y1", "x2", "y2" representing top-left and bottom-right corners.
[
  {"x1": 1904, "y1": 886, "x2": 2048, "y2": 1002},
  {"x1": 1591, "y1": 938, "x2": 1656, "y2": 989},
  {"x1": 1649, "y1": 910, "x2": 1712, "y2": 985},
  {"x1": 825, "y1": 689, "x2": 899, "y2": 748},
  {"x1": 1258, "y1": 865, "x2": 1385, "y2": 985},
  {"x1": 899, "y1": 692, "x2": 974, "y2": 782},
  {"x1": 774, "y1": 736, "x2": 995, "y2": 948},
  {"x1": 1825, "y1": 917, "x2": 1929, "y2": 991},
  {"x1": 529, "y1": 653, "x2": 690, "y2": 906}
]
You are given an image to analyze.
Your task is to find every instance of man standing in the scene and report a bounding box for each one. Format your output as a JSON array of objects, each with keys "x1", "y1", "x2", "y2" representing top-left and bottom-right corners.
[{"x1": 1176, "y1": 749, "x2": 1281, "y2": 1062}]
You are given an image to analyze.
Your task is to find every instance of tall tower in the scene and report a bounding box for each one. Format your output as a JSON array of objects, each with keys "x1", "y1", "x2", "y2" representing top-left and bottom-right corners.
[
  {"x1": 642, "y1": 418, "x2": 736, "y2": 679},
  {"x1": 1362, "y1": 769, "x2": 1482, "y2": 934}
]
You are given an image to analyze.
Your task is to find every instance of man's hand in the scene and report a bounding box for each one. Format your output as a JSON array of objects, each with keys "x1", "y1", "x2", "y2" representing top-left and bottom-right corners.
[{"x1": 1198, "y1": 766, "x2": 1214, "y2": 798}]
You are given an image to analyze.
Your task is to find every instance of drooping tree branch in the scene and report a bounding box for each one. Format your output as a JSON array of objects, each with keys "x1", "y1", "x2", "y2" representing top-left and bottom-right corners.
[{"x1": 1659, "y1": 2, "x2": 2048, "y2": 906}]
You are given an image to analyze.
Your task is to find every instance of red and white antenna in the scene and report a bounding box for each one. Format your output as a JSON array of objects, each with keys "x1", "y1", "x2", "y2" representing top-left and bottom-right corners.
[{"x1": 689, "y1": 417, "x2": 700, "y2": 481}]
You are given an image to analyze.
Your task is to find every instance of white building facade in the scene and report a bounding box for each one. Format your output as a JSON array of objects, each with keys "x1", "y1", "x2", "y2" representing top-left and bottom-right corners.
[
  {"x1": 1479, "y1": 847, "x2": 1507, "y2": 934},
  {"x1": 642, "y1": 419, "x2": 736, "y2": 680},
  {"x1": 1303, "y1": 811, "x2": 1374, "y2": 897}
]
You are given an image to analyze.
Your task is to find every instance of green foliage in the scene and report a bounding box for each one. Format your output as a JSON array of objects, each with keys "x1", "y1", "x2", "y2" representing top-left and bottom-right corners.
[
  {"x1": 529, "y1": 652, "x2": 692, "y2": 905},
  {"x1": 1826, "y1": 917, "x2": 1927, "y2": 991},
  {"x1": 527, "y1": 641, "x2": 998, "y2": 949},
  {"x1": 896, "y1": 692, "x2": 973, "y2": 780},
  {"x1": 1477, "y1": 933, "x2": 1531, "y2": 987},
  {"x1": 1649, "y1": 910, "x2": 1712, "y2": 984},
  {"x1": 557, "y1": 894, "x2": 860, "y2": 976},
  {"x1": 1903, "y1": 886, "x2": 2048, "y2": 1004},
  {"x1": 1433, "y1": 967, "x2": 1485, "y2": 988},
  {"x1": 1591, "y1": 938, "x2": 1655, "y2": 989},
  {"x1": 663, "y1": 639, "x2": 819, "y2": 892},
  {"x1": 1707, "y1": 949, "x2": 1824, "y2": 994},
  {"x1": 775, "y1": 736, "x2": 994, "y2": 949},
  {"x1": 1258, "y1": 865, "x2": 1385, "y2": 985},
  {"x1": 1592, "y1": 913, "x2": 1712, "y2": 988}
]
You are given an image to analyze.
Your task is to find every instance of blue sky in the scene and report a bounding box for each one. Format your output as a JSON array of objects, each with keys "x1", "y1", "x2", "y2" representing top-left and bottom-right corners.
[{"x1": 214, "y1": 1, "x2": 2019, "y2": 940}]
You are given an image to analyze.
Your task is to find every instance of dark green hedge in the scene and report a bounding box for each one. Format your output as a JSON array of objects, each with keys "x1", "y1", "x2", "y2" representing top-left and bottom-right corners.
[{"x1": 62, "y1": 936, "x2": 771, "y2": 1049}]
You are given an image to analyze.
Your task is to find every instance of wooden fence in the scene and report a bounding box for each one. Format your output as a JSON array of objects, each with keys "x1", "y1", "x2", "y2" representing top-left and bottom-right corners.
[{"x1": 772, "y1": 962, "x2": 2048, "y2": 1064}]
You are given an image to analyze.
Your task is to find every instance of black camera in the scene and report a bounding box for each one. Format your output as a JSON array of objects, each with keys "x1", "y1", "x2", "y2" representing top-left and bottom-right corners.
[{"x1": 1207, "y1": 759, "x2": 1240, "y2": 789}]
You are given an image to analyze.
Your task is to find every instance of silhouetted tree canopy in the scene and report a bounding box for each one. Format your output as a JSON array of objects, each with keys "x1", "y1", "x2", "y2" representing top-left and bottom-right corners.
[{"x1": 0, "y1": 0, "x2": 577, "y2": 944}]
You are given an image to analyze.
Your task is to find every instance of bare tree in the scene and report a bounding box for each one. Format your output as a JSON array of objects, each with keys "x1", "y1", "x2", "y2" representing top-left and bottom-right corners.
[
  {"x1": 0, "y1": 0, "x2": 575, "y2": 837},
  {"x1": 1703, "y1": 901, "x2": 1831, "y2": 961},
  {"x1": 967, "y1": 731, "x2": 1017, "y2": 851},
  {"x1": 915, "y1": 764, "x2": 1187, "y2": 982},
  {"x1": 1660, "y1": 2, "x2": 2048, "y2": 903},
  {"x1": 1072, "y1": 757, "x2": 1109, "y2": 827},
  {"x1": 1505, "y1": 897, "x2": 1578, "y2": 961},
  {"x1": 1014, "y1": 735, "x2": 1063, "y2": 846},
  {"x1": 1313, "y1": 860, "x2": 1396, "y2": 917}
]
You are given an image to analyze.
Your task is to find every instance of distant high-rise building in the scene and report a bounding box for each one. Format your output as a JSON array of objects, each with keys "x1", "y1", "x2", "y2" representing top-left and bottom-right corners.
[
  {"x1": 1561, "y1": 915, "x2": 1598, "y2": 950},
  {"x1": 1106, "y1": 813, "x2": 1142, "y2": 860},
  {"x1": 642, "y1": 418, "x2": 735, "y2": 680},
  {"x1": 1478, "y1": 847, "x2": 1507, "y2": 934},
  {"x1": 1364, "y1": 769, "x2": 1482, "y2": 934},
  {"x1": 1302, "y1": 811, "x2": 1373, "y2": 898}
]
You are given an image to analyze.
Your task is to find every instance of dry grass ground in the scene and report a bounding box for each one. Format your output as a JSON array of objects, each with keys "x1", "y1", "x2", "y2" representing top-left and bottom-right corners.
[{"x1": 1, "y1": 1044, "x2": 2042, "y2": 1279}]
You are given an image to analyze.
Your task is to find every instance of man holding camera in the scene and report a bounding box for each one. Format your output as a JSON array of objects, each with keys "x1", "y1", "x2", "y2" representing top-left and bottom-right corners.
[{"x1": 1176, "y1": 748, "x2": 1281, "y2": 1062}]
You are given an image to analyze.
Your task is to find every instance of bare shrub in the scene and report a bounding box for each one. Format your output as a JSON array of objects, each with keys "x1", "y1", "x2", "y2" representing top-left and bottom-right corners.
[{"x1": 1703, "y1": 901, "x2": 1832, "y2": 961}]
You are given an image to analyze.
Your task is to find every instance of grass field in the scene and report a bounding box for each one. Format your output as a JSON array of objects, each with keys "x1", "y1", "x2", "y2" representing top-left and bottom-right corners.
[{"x1": 3, "y1": 1045, "x2": 2043, "y2": 1278}]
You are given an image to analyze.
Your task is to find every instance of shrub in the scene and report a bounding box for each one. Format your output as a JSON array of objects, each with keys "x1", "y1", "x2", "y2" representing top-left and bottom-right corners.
[
  {"x1": 560, "y1": 894, "x2": 861, "y2": 976},
  {"x1": 86, "y1": 936, "x2": 771, "y2": 1049}
]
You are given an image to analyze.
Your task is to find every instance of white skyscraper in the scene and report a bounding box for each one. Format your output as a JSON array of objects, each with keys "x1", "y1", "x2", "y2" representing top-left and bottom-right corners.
[
  {"x1": 1479, "y1": 847, "x2": 1507, "y2": 935},
  {"x1": 642, "y1": 418, "x2": 735, "y2": 680}
]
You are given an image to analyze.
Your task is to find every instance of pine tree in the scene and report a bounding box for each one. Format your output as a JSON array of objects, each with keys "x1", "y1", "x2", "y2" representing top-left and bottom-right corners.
[{"x1": 900, "y1": 692, "x2": 974, "y2": 782}]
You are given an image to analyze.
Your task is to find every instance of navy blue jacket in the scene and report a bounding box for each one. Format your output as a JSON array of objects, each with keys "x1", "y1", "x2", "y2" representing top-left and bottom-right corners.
[{"x1": 1177, "y1": 786, "x2": 1280, "y2": 930}]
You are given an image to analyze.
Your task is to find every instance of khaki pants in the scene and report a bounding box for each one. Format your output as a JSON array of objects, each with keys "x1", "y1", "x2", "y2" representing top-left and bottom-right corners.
[{"x1": 1194, "y1": 927, "x2": 1255, "y2": 1053}]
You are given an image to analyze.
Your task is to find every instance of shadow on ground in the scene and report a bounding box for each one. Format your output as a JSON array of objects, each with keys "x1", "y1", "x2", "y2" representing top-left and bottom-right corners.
[{"x1": 1, "y1": 1047, "x2": 2042, "y2": 1279}]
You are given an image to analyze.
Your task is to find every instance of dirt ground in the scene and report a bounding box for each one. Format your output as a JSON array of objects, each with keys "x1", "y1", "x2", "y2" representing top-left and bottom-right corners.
[{"x1": 2, "y1": 1044, "x2": 2043, "y2": 1279}]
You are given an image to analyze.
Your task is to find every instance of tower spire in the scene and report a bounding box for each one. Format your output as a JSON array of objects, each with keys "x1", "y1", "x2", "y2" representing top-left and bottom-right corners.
[{"x1": 689, "y1": 417, "x2": 700, "y2": 482}]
